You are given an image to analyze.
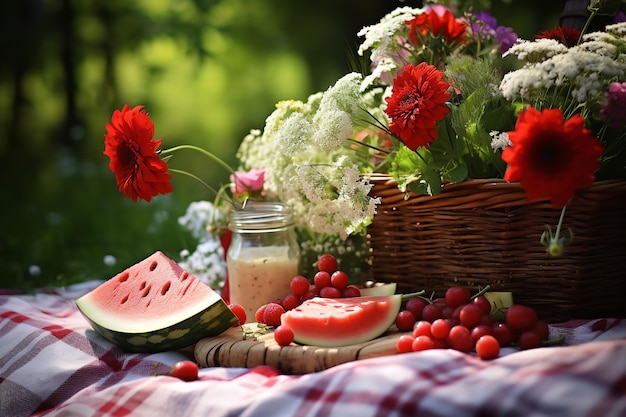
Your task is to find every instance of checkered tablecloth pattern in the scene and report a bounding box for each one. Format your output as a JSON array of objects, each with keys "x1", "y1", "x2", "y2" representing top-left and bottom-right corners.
[{"x1": 1, "y1": 281, "x2": 625, "y2": 417}]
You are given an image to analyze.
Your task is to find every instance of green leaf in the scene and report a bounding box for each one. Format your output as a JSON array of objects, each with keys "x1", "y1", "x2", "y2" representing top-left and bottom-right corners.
[
  {"x1": 422, "y1": 164, "x2": 443, "y2": 195},
  {"x1": 444, "y1": 162, "x2": 469, "y2": 183},
  {"x1": 407, "y1": 180, "x2": 430, "y2": 195}
]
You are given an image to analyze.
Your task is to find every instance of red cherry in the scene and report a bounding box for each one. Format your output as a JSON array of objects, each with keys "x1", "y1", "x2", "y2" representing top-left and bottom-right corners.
[{"x1": 168, "y1": 361, "x2": 199, "y2": 381}]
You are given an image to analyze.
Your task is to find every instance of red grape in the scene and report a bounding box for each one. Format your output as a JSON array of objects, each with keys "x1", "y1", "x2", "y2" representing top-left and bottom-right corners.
[
  {"x1": 506, "y1": 304, "x2": 538, "y2": 331},
  {"x1": 442, "y1": 305, "x2": 457, "y2": 319},
  {"x1": 301, "y1": 285, "x2": 320, "y2": 301},
  {"x1": 459, "y1": 303, "x2": 483, "y2": 328},
  {"x1": 289, "y1": 275, "x2": 310, "y2": 297},
  {"x1": 405, "y1": 297, "x2": 428, "y2": 319},
  {"x1": 473, "y1": 295, "x2": 492, "y2": 315},
  {"x1": 492, "y1": 322, "x2": 514, "y2": 347},
  {"x1": 313, "y1": 271, "x2": 331, "y2": 288},
  {"x1": 471, "y1": 324, "x2": 493, "y2": 343},
  {"x1": 479, "y1": 314, "x2": 493, "y2": 327},
  {"x1": 282, "y1": 293, "x2": 301, "y2": 311},
  {"x1": 447, "y1": 325, "x2": 473, "y2": 353},
  {"x1": 475, "y1": 335, "x2": 500, "y2": 360},
  {"x1": 396, "y1": 335, "x2": 415, "y2": 353},
  {"x1": 342, "y1": 285, "x2": 361, "y2": 298},
  {"x1": 430, "y1": 319, "x2": 451, "y2": 339},
  {"x1": 319, "y1": 286, "x2": 342, "y2": 298},
  {"x1": 330, "y1": 270, "x2": 349, "y2": 289},
  {"x1": 433, "y1": 297, "x2": 448, "y2": 308},
  {"x1": 317, "y1": 254, "x2": 338, "y2": 273},
  {"x1": 274, "y1": 325, "x2": 295, "y2": 346},
  {"x1": 518, "y1": 330, "x2": 543, "y2": 350},
  {"x1": 255, "y1": 304, "x2": 268, "y2": 323},
  {"x1": 228, "y1": 303, "x2": 247, "y2": 326},
  {"x1": 421, "y1": 303, "x2": 443, "y2": 322},
  {"x1": 445, "y1": 286, "x2": 471, "y2": 307},
  {"x1": 395, "y1": 310, "x2": 416, "y2": 332},
  {"x1": 412, "y1": 335, "x2": 435, "y2": 351},
  {"x1": 413, "y1": 320, "x2": 432, "y2": 338},
  {"x1": 262, "y1": 303, "x2": 286, "y2": 326}
]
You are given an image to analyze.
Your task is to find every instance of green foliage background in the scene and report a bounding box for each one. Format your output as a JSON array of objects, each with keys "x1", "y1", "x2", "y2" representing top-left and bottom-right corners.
[{"x1": 0, "y1": 0, "x2": 563, "y2": 291}]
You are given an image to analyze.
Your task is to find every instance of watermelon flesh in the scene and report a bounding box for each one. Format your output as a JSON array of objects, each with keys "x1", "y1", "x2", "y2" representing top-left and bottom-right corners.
[
  {"x1": 280, "y1": 295, "x2": 403, "y2": 347},
  {"x1": 76, "y1": 251, "x2": 237, "y2": 352}
]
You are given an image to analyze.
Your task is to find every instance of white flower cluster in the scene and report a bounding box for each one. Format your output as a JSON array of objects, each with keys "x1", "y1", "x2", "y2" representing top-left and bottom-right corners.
[
  {"x1": 237, "y1": 73, "x2": 380, "y2": 239},
  {"x1": 489, "y1": 131, "x2": 511, "y2": 151},
  {"x1": 177, "y1": 201, "x2": 227, "y2": 288},
  {"x1": 357, "y1": 6, "x2": 423, "y2": 88},
  {"x1": 503, "y1": 39, "x2": 567, "y2": 62},
  {"x1": 500, "y1": 23, "x2": 626, "y2": 111},
  {"x1": 357, "y1": 6, "x2": 421, "y2": 63}
]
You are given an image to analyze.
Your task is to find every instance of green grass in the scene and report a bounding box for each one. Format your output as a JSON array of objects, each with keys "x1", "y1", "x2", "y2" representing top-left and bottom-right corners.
[{"x1": 0, "y1": 148, "x2": 204, "y2": 292}]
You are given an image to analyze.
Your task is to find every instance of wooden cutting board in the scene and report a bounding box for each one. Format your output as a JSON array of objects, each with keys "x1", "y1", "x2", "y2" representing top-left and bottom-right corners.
[{"x1": 194, "y1": 323, "x2": 406, "y2": 374}]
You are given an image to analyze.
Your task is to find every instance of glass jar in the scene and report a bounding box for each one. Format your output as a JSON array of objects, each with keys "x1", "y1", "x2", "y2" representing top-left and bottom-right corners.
[{"x1": 227, "y1": 202, "x2": 300, "y2": 322}]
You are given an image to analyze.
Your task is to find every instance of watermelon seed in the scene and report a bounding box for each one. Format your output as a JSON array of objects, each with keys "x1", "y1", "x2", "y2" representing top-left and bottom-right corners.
[
  {"x1": 118, "y1": 272, "x2": 129, "y2": 283},
  {"x1": 180, "y1": 272, "x2": 189, "y2": 281},
  {"x1": 142, "y1": 285, "x2": 152, "y2": 298},
  {"x1": 161, "y1": 281, "x2": 171, "y2": 296},
  {"x1": 182, "y1": 281, "x2": 193, "y2": 296},
  {"x1": 139, "y1": 281, "x2": 147, "y2": 290},
  {"x1": 149, "y1": 261, "x2": 158, "y2": 271},
  {"x1": 120, "y1": 294, "x2": 129, "y2": 304}
]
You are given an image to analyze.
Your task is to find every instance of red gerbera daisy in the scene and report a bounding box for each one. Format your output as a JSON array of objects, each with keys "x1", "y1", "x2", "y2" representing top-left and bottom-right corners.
[
  {"x1": 406, "y1": 8, "x2": 468, "y2": 47},
  {"x1": 502, "y1": 107, "x2": 605, "y2": 208},
  {"x1": 384, "y1": 63, "x2": 451, "y2": 150},
  {"x1": 535, "y1": 26, "x2": 581, "y2": 47},
  {"x1": 103, "y1": 104, "x2": 173, "y2": 202}
]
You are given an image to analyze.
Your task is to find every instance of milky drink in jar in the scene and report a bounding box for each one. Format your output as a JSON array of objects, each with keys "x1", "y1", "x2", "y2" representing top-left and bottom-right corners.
[
  {"x1": 227, "y1": 202, "x2": 300, "y2": 322},
  {"x1": 228, "y1": 246, "x2": 298, "y2": 321}
]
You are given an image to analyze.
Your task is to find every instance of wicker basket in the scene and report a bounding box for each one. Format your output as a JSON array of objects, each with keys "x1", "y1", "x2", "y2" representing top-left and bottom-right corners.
[{"x1": 367, "y1": 173, "x2": 626, "y2": 322}]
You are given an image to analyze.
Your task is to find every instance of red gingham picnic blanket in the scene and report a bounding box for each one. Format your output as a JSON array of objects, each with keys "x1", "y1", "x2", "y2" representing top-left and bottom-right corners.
[{"x1": 1, "y1": 281, "x2": 625, "y2": 417}]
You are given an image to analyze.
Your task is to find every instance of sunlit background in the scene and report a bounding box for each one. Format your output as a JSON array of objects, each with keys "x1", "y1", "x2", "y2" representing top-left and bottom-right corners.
[{"x1": 0, "y1": 0, "x2": 565, "y2": 290}]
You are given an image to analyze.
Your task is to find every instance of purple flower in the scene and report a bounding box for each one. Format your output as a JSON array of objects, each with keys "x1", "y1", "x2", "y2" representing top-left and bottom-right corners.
[
  {"x1": 495, "y1": 26, "x2": 517, "y2": 53},
  {"x1": 601, "y1": 82, "x2": 626, "y2": 128},
  {"x1": 473, "y1": 10, "x2": 518, "y2": 54},
  {"x1": 474, "y1": 11, "x2": 498, "y2": 30}
]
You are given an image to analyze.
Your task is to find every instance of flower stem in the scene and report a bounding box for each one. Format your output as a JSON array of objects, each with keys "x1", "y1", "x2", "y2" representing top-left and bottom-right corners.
[
  {"x1": 162, "y1": 144, "x2": 235, "y2": 175},
  {"x1": 578, "y1": 9, "x2": 597, "y2": 44},
  {"x1": 169, "y1": 168, "x2": 237, "y2": 208},
  {"x1": 554, "y1": 204, "x2": 567, "y2": 241}
]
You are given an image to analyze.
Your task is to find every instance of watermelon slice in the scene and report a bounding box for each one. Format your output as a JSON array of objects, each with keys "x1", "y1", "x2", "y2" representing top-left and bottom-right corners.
[
  {"x1": 76, "y1": 251, "x2": 237, "y2": 352},
  {"x1": 280, "y1": 295, "x2": 403, "y2": 347}
]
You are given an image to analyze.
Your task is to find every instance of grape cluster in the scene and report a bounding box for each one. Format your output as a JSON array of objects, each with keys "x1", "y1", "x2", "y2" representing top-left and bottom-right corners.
[
  {"x1": 251, "y1": 253, "x2": 362, "y2": 346},
  {"x1": 395, "y1": 286, "x2": 549, "y2": 360},
  {"x1": 255, "y1": 254, "x2": 360, "y2": 327}
]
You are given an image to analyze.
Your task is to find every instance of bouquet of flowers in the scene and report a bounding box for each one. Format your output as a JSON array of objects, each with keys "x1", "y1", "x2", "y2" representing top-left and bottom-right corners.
[{"x1": 235, "y1": 0, "x2": 626, "y2": 261}]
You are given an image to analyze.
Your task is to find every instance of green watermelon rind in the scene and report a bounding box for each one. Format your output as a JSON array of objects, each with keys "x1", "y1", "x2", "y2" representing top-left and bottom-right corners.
[
  {"x1": 282, "y1": 295, "x2": 403, "y2": 348},
  {"x1": 79, "y1": 298, "x2": 237, "y2": 353},
  {"x1": 359, "y1": 282, "x2": 397, "y2": 297}
]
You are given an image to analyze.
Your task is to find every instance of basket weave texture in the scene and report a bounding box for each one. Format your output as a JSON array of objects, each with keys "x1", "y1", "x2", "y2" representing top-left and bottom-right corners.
[{"x1": 367, "y1": 173, "x2": 626, "y2": 322}]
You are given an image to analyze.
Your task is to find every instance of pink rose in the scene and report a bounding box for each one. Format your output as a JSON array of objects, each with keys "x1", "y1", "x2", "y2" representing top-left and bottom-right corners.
[{"x1": 230, "y1": 169, "x2": 265, "y2": 197}]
